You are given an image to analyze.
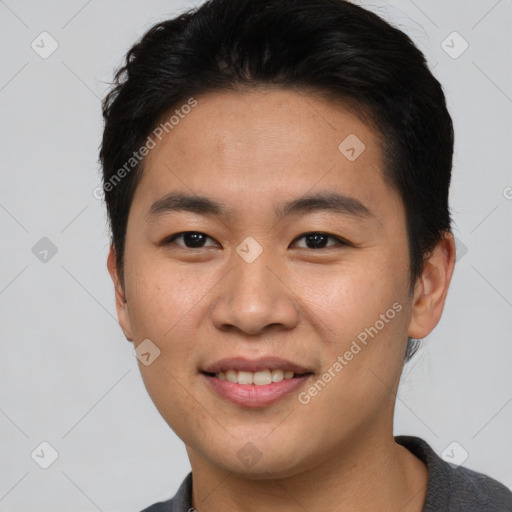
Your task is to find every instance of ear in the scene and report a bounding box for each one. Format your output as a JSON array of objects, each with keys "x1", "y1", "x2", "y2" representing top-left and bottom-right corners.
[
  {"x1": 408, "y1": 232, "x2": 456, "y2": 339},
  {"x1": 107, "y1": 244, "x2": 134, "y2": 342}
]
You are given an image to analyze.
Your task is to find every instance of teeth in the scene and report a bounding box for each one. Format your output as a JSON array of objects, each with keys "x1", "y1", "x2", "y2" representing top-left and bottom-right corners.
[
  {"x1": 225, "y1": 370, "x2": 237, "y2": 383},
  {"x1": 237, "y1": 371, "x2": 253, "y2": 385},
  {"x1": 215, "y1": 369, "x2": 296, "y2": 385},
  {"x1": 271, "y1": 369, "x2": 284, "y2": 382},
  {"x1": 253, "y1": 370, "x2": 272, "y2": 385}
]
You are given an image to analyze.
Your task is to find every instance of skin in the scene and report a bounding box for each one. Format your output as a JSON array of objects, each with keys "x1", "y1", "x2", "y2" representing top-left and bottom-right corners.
[{"x1": 107, "y1": 88, "x2": 456, "y2": 511}]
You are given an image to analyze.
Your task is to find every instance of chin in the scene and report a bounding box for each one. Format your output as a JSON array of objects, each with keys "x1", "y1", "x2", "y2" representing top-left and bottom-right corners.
[
  {"x1": 197, "y1": 436, "x2": 313, "y2": 480},
  {"x1": 218, "y1": 454, "x2": 307, "y2": 480}
]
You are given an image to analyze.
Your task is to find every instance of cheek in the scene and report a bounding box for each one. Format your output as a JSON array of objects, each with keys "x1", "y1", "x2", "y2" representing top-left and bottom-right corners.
[
  {"x1": 303, "y1": 257, "x2": 410, "y2": 380},
  {"x1": 125, "y1": 252, "x2": 203, "y2": 338},
  {"x1": 295, "y1": 260, "x2": 401, "y2": 337}
]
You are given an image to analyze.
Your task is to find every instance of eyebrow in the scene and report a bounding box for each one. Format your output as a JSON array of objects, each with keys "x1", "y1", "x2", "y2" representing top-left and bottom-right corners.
[{"x1": 146, "y1": 191, "x2": 373, "y2": 221}]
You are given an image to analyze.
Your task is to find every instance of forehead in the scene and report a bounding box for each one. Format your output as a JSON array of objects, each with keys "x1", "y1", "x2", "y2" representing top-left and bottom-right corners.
[
  {"x1": 132, "y1": 88, "x2": 399, "y2": 221},
  {"x1": 146, "y1": 88, "x2": 379, "y2": 169}
]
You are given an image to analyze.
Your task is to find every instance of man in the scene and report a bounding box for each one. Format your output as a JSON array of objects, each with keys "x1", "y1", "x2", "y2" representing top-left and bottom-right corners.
[{"x1": 100, "y1": 0, "x2": 512, "y2": 510}]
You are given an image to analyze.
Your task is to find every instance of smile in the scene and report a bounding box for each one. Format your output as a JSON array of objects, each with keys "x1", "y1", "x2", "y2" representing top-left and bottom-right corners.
[
  {"x1": 201, "y1": 356, "x2": 314, "y2": 407},
  {"x1": 211, "y1": 369, "x2": 296, "y2": 385}
]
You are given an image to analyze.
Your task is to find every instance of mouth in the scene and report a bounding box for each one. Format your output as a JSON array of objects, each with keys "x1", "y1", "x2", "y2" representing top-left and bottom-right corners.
[
  {"x1": 201, "y1": 357, "x2": 314, "y2": 407},
  {"x1": 202, "y1": 368, "x2": 308, "y2": 385}
]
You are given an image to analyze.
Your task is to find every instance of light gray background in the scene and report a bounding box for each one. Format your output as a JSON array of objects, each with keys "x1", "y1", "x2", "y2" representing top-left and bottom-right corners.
[{"x1": 1, "y1": 0, "x2": 511, "y2": 510}]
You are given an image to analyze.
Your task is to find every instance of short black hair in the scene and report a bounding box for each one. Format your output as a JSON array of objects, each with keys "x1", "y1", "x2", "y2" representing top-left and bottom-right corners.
[{"x1": 99, "y1": 0, "x2": 454, "y2": 362}]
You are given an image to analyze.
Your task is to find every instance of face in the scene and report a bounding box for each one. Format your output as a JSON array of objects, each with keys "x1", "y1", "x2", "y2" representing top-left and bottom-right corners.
[{"x1": 108, "y1": 88, "x2": 440, "y2": 478}]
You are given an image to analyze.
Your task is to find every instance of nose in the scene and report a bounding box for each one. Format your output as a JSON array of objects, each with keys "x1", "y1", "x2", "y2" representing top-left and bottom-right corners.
[{"x1": 209, "y1": 248, "x2": 300, "y2": 337}]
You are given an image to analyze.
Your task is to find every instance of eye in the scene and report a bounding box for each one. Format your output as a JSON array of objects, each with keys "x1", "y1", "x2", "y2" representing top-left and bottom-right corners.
[
  {"x1": 291, "y1": 232, "x2": 349, "y2": 250},
  {"x1": 162, "y1": 231, "x2": 219, "y2": 249},
  {"x1": 162, "y1": 231, "x2": 349, "y2": 250}
]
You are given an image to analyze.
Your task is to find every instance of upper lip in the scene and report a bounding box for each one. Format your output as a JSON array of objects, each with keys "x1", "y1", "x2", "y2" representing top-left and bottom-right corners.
[{"x1": 202, "y1": 357, "x2": 312, "y2": 375}]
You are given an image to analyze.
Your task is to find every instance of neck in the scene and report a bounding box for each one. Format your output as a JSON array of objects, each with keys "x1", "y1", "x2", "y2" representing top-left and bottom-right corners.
[{"x1": 187, "y1": 431, "x2": 428, "y2": 512}]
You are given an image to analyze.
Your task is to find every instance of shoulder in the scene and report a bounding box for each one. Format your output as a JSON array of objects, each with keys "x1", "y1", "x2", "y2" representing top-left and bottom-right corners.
[
  {"x1": 395, "y1": 435, "x2": 512, "y2": 512},
  {"x1": 139, "y1": 472, "x2": 193, "y2": 512},
  {"x1": 444, "y1": 464, "x2": 512, "y2": 511},
  {"x1": 139, "y1": 501, "x2": 172, "y2": 512},
  {"x1": 139, "y1": 499, "x2": 174, "y2": 512}
]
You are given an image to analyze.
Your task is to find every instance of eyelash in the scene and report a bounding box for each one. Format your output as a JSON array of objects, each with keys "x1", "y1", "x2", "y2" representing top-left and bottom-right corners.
[{"x1": 161, "y1": 231, "x2": 351, "y2": 250}]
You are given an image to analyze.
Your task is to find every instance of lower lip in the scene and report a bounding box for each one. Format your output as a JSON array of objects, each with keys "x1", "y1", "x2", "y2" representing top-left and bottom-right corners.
[{"x1": 202, "y1": 373, "x2": 312, "y2": 408}]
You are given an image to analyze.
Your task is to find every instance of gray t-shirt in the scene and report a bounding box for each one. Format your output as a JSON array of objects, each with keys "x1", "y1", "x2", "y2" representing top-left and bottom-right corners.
[{"x1": 141, "y1": 435, "x2": 512, "y2": 511}]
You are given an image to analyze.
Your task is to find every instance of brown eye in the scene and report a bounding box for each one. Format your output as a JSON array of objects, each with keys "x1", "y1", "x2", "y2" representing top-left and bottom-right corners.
[
  {"x1": 164, "y1": 231, "x2": 219, "y2": 248},
  {"x1": 292, "y1": 232, "x2": 348, "y2": 249}
]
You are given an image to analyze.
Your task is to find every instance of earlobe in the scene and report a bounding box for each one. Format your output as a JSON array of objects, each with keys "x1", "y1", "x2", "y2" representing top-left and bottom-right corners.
[
  {"x1": 107, "y1": 244, "x2": 134, "y2": 342},
  {"x1": 408, "y1": 232, "x2": 456, "y2": 339}
]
